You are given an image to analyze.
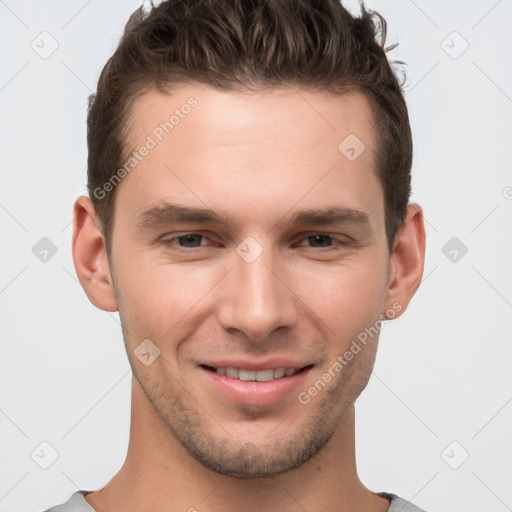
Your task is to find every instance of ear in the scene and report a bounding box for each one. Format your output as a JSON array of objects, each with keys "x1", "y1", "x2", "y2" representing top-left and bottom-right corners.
[
  {"x1": 383, "y1": 203, "x2": 426, "y2": 319},
  {"x1": 71, "y1": 195, "x2": 118, "y2": 312}
]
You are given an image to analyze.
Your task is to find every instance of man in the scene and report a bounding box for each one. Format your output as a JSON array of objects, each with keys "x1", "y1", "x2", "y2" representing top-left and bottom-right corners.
[{"x1": 42, "y1": 0, "x2": 428, "y2": 510}]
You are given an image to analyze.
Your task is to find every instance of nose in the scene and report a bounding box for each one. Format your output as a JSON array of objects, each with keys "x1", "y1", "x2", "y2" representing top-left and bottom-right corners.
[{"x1": 216, "y1": 240, "x2": 298, "y2": 342}]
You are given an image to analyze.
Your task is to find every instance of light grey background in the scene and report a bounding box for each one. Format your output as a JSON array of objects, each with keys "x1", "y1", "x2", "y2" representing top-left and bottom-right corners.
[{"x1": 0, "y1": 1, "x2": 511, "y2": 511}]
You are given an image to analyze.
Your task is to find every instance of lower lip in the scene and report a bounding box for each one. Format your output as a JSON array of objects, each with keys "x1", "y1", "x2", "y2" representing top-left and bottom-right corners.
[{"x1": 200, "y1": 366, "x2": 312, "y2": 407}]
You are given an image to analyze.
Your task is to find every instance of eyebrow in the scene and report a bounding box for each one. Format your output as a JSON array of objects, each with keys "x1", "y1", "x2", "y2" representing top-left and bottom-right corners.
[{"x1": 135, "y1": 203, "x2": 371, "y2": 231}]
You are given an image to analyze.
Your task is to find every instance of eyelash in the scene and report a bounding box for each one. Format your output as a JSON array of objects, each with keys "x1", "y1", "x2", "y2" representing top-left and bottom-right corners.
[{"x1": 162, "y1": 233, "x2": 350, "y2": 252}]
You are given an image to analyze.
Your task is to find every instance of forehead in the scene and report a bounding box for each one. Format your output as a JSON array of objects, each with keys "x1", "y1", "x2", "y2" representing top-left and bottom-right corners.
[
  {"x1": 126, "y1": 83, "x2": 377, "y2": 157},
  {"x1": 117, "y1": 83, "x2": 383, "y2": 231}
]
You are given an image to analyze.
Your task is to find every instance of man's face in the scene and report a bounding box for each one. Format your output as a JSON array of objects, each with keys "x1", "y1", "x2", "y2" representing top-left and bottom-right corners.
[{"x1": 107, "y1": 84, "x2": 395, "y2": 477}]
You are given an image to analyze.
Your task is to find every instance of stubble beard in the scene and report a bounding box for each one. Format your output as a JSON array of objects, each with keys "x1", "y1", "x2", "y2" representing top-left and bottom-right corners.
[{"x1": 130, "y1": 354, "x2": 372, "y2": 478}]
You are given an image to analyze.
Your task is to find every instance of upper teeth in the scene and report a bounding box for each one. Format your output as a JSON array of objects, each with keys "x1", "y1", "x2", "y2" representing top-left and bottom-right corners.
[{"x1": 215, "y1": 367, "x2": 298, "y2": 381}]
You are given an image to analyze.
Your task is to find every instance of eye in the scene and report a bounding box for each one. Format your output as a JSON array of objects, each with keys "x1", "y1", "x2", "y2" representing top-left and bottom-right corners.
[
  {"x1": 161, "y1": 232, "x2": 350, "y2": 253},
  {"x1": 163, "y1": 233, "x2": 211, "y2": 250},
  {"x1": 296, "y1": 234, "x2": 349, "y2": 250}
]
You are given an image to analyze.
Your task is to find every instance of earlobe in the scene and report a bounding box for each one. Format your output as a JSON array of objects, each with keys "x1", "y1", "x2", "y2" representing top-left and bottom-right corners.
[
  {"x1": 72, "y1": 195, "x2": 118, "y2": 312},
  {"x1": 383, "y1": 203, "x2": 426, "y2": 319}
]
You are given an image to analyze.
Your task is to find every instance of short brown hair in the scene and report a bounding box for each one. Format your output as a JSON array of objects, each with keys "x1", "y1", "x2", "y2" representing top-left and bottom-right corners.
[{"x1": 86, "y1": 0, "x2": 412, "y2": 256}]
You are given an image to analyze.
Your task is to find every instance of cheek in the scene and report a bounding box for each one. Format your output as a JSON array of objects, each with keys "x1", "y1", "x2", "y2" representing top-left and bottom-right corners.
[
  {"x1": 115, "y1": 254, "x2": 217, "y2": 341},
  {"x1": 289, "y1": 254, "x2": 389, "y2": 331}
]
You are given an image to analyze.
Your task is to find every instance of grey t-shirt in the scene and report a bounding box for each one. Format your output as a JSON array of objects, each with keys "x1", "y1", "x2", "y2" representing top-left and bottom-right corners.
[{"x1": 41, "y1": 490, "x2": 431, "y2": 511}]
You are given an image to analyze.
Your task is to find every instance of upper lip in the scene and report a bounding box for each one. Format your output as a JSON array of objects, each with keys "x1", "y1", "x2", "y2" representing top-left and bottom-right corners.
[{"x1": 199, "y1": 358, "x2": 313, "y2": 371}]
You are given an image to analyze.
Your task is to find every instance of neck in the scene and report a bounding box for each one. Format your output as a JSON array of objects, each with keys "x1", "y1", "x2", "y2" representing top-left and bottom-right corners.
[{"x1": 85, "y1": 377, "x2": 390, "y2": 512}]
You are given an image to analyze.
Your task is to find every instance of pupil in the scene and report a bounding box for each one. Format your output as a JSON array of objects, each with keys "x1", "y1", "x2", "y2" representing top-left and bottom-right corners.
[
  {"x1": 180, "y1": 234, "x2": 201, "y2": 247},
  {"x1": 311, "y1": 235, "x2": 330, "y2": 247}
]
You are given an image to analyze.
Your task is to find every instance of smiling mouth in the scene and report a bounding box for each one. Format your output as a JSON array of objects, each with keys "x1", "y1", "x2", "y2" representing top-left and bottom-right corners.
[{"x1": 200, "y1": 364, "x2": 313, "y2": 382}]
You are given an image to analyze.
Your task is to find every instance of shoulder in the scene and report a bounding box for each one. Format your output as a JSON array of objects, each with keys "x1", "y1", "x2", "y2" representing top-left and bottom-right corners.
[
  {"x1": 379, "y1": 491, "x2": 433, "y2": 512},
  {"x1": 39, "y1": 491, "x2": 94, "y2": 512}
]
